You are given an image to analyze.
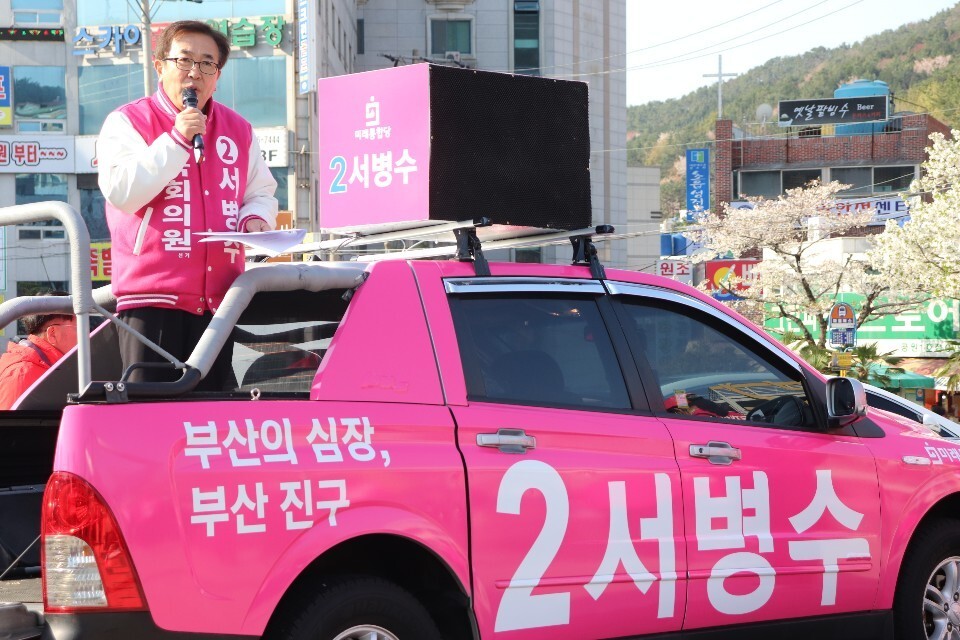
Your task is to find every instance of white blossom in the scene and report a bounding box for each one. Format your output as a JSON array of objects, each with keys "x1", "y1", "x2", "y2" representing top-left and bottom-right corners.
[{"x1": 870, "y1": 130, "x2": 960, "y2": 300}]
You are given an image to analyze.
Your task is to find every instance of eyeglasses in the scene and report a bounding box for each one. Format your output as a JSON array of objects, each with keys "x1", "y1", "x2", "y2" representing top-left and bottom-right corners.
[
  {"x1": 45, "y1": 323, "x2": 76, "y2": 331},
  {"x1": 163, "y1": 57, "x2": 220, "y2": 76}
]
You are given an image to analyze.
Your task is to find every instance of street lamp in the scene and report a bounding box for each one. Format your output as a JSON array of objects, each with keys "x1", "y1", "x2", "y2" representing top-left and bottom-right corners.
[{"x1": 139, "y1": 0, "x2": 204, "y2": 96}]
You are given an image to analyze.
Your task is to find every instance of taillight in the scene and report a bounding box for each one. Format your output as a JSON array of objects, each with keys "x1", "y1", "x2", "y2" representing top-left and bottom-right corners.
[{"x1": 42, "y1": 472, "x2": 146, "y2": 612}]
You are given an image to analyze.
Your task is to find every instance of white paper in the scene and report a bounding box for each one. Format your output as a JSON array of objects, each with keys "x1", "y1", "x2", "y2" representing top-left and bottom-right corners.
[{"x1": 195, "y1": 229, "x2": 307, "y2": 256}]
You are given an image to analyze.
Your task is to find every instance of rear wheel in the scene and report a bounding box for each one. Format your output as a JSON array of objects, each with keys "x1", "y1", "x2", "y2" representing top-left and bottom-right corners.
[
  {"x1": 894, "y1": 519, "x2": 960, "y2": 640},
  {"x1": 274, "y1": 576, "x2": 442, "y2": 640}
]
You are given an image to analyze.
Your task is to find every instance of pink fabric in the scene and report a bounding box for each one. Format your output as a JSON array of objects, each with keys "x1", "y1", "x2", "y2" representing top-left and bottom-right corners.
[{"x1": 106, "y1": 89, "x2": 254, "y2": 315}]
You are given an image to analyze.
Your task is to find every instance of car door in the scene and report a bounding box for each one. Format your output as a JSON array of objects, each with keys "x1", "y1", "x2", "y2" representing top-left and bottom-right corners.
[
  {"x1": 446, "y1": 278, "x2": 686, "y2": 639},
  {"x1": 608, "y1": 282, "x2": 882, "y2": 631}
]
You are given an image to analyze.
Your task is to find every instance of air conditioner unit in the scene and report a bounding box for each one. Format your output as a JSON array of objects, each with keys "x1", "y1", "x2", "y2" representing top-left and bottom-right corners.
[{"x1": 445, "y1": 51, "x2": 461, "y2": 63}]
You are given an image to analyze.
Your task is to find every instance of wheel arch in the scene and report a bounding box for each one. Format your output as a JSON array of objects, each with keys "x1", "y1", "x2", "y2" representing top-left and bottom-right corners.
[
  {"x1": 879, "y1": 484, "x2": 960, "y2": 608},
  {"x1": 260, "y1": 533, "x2": 476, "y2": 640}
]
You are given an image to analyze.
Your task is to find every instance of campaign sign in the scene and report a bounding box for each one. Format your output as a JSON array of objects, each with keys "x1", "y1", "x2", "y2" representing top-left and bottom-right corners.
[
  {"x1": 317, "y1": 65, "x2": 431, "y2": 231},
  {"x1": 317, "y1": 63, "x2": 592, "y2": 233}
]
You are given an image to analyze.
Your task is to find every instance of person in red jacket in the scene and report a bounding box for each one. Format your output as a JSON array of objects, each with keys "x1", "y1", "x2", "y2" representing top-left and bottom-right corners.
[{"x1": 0, "y1": 297, "x2": 78, "y2": 410}]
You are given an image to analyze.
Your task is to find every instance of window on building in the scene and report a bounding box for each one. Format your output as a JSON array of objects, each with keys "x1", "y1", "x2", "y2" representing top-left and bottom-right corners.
[
  {"x1": 783, "y1": 169, "x2": 821, "y2": 192},
  {"x1": 739, "y1": 171, "x2": 780, "y2": 199},
  {"x1": 217, "y1": 57, "x2": 286, "y2": 127},
  {"x1": 874, "y1": 165, "x2": 915, "y2": 193},
  {"x1": 514, "y1": 1, "x2": 540, "y2": 75},
  {"x1": 270, "y1": 167, "x2": 289, "y2": 211},
  {"x1": 77, "y1": 174, "x2": 111, "y2": 242},
  {"x1": 430, "y1": 17, "x2": 472, "y2": 56},
  {"x1": 78, "y1": 64, "x2": 144, "y2": 135},
  {"x1": 357, "y1": 19, "x2": 364, "y2": 55},
  {"x1": 13, "y1": 0, "x2": 62, "y2": 26},
  {"x1": 831, "y1": 167, "x2": 872, "y2": 196},
  {"x1": 15, "y1": 173, "x2": 68, "y2": 239},
  {"x1": 13, "y1": 67, "x2": 66, "y2": 133}
]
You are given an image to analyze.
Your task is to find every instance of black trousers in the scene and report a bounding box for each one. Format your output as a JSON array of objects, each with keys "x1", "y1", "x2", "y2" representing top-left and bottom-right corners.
[{"x1": 118, "y1": 307, "x2": 235, "y2": 392}]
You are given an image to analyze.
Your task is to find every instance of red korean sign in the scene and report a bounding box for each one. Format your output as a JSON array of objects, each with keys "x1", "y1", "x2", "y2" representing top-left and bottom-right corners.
[{"x1": 704, "y1": 259, "x2": 759, "y2": 301}]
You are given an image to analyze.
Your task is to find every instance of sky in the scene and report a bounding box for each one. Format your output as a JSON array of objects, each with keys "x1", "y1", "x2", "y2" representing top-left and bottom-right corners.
[{"x1": 625, "y1": 0, "x2": 959, "y2": 106}]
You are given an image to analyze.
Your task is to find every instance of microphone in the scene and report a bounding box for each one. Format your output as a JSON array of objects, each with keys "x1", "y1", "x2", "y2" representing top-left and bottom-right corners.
[{"x1": 181, "y1": 87, "x2": 204, "y2": 162}]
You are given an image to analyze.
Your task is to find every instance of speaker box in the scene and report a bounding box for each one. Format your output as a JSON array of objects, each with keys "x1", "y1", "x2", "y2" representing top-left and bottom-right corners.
[{"x1": 318, "y1": 64, "x2": 592, "y2": 233}]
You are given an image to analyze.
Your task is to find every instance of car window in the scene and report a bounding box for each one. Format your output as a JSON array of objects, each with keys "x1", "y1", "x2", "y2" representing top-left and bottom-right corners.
[
  {"x1": 228, "y1": 290, "x2": 349, "y2": 396},
  {"x1": 864, "y1": 390, "x2": 922, "y2": 423},
  {"x1": 450, "y1": 294, "x2": 631, "y2": 410},
  {"x1": 617, "y1": 298, "x2": 816, "y2": 430}
]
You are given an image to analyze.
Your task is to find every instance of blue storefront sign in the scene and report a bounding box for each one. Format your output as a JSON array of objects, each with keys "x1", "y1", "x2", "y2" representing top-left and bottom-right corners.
[
  {"x1": 297, "y1": 0, "x2": 316, "y2": 94},
  {"x1": 686, "y1": 148, "x2": 709, "y2": 214},
  {"x1": 0, "y1": 66, "x2": 10, "y2": 128}
]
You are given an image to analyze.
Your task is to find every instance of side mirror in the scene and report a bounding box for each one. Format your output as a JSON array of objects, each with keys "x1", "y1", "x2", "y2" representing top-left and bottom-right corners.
[{"x1": 826, "y1": 377, "x2": 867, "y2": 428}]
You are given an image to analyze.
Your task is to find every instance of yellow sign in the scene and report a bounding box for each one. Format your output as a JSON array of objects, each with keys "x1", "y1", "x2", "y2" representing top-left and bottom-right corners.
[
  {"x1": 837, "y1": 353, "x2": 854, "y2": 368},
  {"x1": 0, "y1": 108, "x2": 10, "y2": 127},
  {"x1": 90, "y1": 242, "x2": 112, "y2": 282}
]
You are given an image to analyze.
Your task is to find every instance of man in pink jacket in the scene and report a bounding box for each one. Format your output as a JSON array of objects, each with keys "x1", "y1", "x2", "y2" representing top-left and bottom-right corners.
[
  {"x1": 0, "y1": 297, "x2": 77, "y2": 410},
  {"x1": 97, "y1": 21, "x2": 277, "y2": 390}
]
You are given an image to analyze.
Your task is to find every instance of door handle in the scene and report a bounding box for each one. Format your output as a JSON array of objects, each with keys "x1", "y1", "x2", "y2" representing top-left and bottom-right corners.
[
  {"x1": 477, "y1": 429, "x2": 536, "y2": 454},
  {"x1": 690, "y1": 441, "x2": 741, "y2": 465}
]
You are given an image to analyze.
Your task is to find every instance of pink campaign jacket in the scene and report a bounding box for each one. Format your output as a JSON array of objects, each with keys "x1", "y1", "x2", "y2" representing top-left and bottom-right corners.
[{"x1": 99, "y1": 86, "x2": 278, "y2": 315}]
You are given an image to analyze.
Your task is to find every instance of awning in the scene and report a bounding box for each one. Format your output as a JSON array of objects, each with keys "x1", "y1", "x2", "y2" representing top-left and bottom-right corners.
[
  {"x1": 867, "y1": 364, "x2": 935, "y2": 390},
  {"x1": 898, "y1": 358, "x2": 950, "y2": 390}
]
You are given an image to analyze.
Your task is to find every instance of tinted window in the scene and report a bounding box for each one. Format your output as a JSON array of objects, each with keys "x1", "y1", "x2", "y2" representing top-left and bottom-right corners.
[
  {"x1": 865, "y1": 391, "x2": 921, "y2": 422},
  {"x1": 618, "y1": 299, "x2": 815, "y2": 429},
  {"x1": 229, "y1": 290, "x2": 349, "y2": 396},
  {"x1": 451, "y1": 295, "x2": 630, "y2": 410}
]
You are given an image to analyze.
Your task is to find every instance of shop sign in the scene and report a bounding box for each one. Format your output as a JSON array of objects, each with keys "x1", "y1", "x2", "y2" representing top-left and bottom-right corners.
[
  {"x1": 0, "y1": 28, "x2": 64, "y2": 42},
  {"x1": 0, "y1": 67, "x2": 10, "y2": 128},
  {"x1": 703, "y1": 259, "x2": 758, "y2": 301},
  {"x1": 75, "y1": 136, "x2": 98, "y2": 173},
  {"x1": 90, "y1": 243, "x2": 112, "y2": 282},
  {"x1": 728, "y1": 195, "x2": 911, "y2": 226},
  {"x1": 255, "y1": 127, "x2": 289, "y2": 168},
  {"x1": 72, "y1": 24, "x2": 141, "y2": 56},
  {"x1": 656, "y1": 258, "x2": 693, "y2": 286},
  {"x1": 0, "y1": 135, "x2": 74, "y2": 173},
  {"x1": 766, "y1": 295, "x2": 960, "y2": 357},
  {"x1": 685, "y1": 148, "x2": 709, "y2": 213},
  {"x1": 778, "y1": 96, "x2": 888, "y2": 127},
  {"x1": 207, "y1": 16, "x2": 285, "y2": 48},
  {"x1": 297, "y1": 0, "x2": 316, "y2": 94},
  {"x1": 73, "y1": 16, "x2": 286, "y2": 57}
]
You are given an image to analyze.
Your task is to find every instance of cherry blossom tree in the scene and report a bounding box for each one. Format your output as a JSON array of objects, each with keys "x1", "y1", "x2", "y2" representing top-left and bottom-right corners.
[
  {"x1": 870, "y1": 130, "x2": 960, "y2": 300},
  {"x1": 686, "y1": 180, "x2": 924, "y2": 349}
]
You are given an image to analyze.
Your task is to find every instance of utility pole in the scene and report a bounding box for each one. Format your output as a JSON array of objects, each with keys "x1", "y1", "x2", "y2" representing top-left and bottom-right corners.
[
  {"x1": 703, "y1": 54, "x2": 737, "y2": 119},
  {"x1": 141, "y1": 0, "x2": 155, "y2": 96}
]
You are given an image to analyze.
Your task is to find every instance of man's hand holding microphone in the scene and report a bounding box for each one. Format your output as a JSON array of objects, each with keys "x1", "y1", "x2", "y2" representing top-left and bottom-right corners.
[{"x1": 179, "y1": 87, "x2": 205, "y2": 163}]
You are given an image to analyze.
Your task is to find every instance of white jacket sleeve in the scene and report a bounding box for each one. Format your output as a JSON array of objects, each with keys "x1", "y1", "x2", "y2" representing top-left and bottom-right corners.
[
  {"x1": 238, "y1": 135, "x2": 279, "y2": 230},
  {"x1": 96, "y1": 111, "x2": 190, "y2": 215}
]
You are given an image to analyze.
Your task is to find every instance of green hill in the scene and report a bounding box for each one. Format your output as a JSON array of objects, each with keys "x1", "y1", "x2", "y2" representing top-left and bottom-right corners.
[{"x1": 628, "y1": 3, "x2": 960, "y2": 214}]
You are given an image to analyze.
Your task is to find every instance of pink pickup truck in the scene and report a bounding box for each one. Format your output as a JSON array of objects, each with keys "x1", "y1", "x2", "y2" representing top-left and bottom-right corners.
[{"x1": 2, "y1": 209, "x2": 960, "y2": 640}]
